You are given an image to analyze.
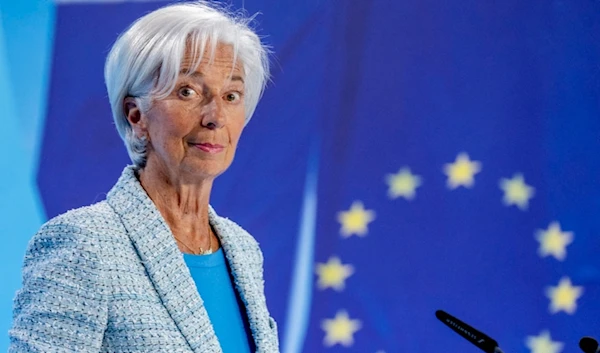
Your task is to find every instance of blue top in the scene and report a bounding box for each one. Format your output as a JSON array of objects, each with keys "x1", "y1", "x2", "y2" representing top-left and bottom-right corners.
[{"x1": 183, "y1": 247, "x2": 254, "y2": 353}]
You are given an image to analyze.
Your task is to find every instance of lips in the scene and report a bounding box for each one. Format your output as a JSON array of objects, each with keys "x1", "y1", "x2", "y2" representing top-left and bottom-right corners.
[{"x1": 192, "y1": 143, "x2": 224, "y2": 154}]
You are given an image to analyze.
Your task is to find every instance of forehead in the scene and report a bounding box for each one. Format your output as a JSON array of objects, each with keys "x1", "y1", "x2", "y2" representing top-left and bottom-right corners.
[{"x1": 180, "y1": 42, "x2": 244, "y2": 77}]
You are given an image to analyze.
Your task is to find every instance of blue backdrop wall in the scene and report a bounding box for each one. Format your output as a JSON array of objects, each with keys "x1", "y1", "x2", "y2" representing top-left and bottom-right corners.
[
  {"x1": 0, "y1": 0, "x2": 54, "y2": 350},
  {"x1": 1, "y1": 0, "x2": 599, "y2": 352}
]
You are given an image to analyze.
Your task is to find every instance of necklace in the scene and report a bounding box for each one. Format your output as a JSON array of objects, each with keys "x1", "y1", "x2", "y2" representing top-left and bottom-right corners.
[{"x1": 173, "y1": 223, "x2": 213, "y2": 255}]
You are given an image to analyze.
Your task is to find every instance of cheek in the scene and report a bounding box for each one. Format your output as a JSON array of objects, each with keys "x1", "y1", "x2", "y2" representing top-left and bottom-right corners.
[
  {"x1": 148, "y1": 107, "x2": 193, "y2": 146},
  {"x1": 149, "y1": 124, "x2": 178, "y2": 153}
]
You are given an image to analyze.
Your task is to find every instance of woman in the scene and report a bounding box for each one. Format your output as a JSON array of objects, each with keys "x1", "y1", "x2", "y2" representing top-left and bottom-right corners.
[{"x1": 9, "y1": 2, "x2": 278, "y2": 352}]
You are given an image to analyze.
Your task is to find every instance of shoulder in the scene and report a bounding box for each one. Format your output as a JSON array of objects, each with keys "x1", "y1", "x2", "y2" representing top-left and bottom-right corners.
[
  {"x1": 26, "y1": 201, "x2": 124, "y2": 261},
  {"x1": 211, "y1": 210, "x2": 264, "y2": 263},
  {"x1": 220, "y1": 216, "x2": 259, "y2": 245},
  {"x1": 44, "y1": 201, "x2": 119, "y2": 229},
  {"x1": 38, "y1": 201, "x2": 121, "y2": 238}
]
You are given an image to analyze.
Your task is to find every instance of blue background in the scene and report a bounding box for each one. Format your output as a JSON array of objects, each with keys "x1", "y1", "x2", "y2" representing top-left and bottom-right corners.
[{"x1": 1, "y1": 0, "x2": 599, "y2": 352}]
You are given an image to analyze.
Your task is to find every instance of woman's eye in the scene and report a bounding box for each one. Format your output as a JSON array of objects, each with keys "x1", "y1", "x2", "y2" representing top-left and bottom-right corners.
[
  {"x1": 225, "y1": 92, "x2": 241, "y2": 102},
  {"x1": 179, "y1": 87, "x2": 197, "y2": 98}
]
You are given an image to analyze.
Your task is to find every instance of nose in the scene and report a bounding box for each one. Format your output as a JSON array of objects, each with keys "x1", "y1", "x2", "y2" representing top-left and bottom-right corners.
[{"x1": 200, "y1": 98, "x2": 225, "y2": 130}]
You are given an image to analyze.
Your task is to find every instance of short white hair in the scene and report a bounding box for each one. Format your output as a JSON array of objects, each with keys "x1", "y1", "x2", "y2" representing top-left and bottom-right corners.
[{"x1": 104, "y1": 1, "x2": 270, "y2": 167}]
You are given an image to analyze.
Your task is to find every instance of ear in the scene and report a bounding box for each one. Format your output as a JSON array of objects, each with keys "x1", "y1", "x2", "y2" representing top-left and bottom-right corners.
[{"x1": 123, "y1": 96, "x2": 147, "y2": 138}]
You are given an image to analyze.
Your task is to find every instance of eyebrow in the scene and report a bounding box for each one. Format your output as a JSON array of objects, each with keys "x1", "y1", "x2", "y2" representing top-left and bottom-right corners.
[
  {"x1": 230, "y1": 75, "x2": 245, "y2": 84},
  {"x1": 179, "y1": 70, "x2": 245, "y2": 84}
]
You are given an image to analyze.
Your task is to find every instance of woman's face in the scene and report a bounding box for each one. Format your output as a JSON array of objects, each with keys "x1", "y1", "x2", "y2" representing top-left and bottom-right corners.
[{"x1": 133, "y1": 43, "x2": 246, "y2": 181}]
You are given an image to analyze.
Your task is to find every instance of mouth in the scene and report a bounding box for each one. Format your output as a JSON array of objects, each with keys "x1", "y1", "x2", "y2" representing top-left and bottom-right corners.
[{"x1": 191, "y1": 143, "x2": 225, "y2": 154}]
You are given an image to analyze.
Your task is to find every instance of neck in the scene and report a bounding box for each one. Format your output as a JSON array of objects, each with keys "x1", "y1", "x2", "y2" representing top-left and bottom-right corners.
[{"x1": 138, "y1": 158, "x2": 216, "y2": 254}]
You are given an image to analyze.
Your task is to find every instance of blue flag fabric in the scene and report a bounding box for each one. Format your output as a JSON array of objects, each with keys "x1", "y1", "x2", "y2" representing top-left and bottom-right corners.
[{"x1": 38, "y1": 1, "x2": 600, "y2": 352}]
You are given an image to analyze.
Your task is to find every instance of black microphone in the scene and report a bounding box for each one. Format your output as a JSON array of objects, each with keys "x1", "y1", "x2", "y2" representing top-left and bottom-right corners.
[
  {"x1": 435, "y1": 310, "x2": 504, "y2": 353},
  {"x1": 580, "y1": 337, "x2": 600, "y2": 353}
]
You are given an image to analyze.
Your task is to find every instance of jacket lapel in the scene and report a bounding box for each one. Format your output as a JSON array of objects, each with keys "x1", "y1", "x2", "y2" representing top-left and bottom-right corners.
[
  {"x1": 106, "y1": 166, "x2": 222, "y2": 353},
  {"x1": 209, "y1": 208, "x2": 275, "y2": 353}
]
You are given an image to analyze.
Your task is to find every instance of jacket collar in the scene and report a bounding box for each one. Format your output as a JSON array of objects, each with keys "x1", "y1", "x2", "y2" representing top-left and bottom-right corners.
[{"x1": 106, "y1": 165, "x2": 269, "y2": 352}]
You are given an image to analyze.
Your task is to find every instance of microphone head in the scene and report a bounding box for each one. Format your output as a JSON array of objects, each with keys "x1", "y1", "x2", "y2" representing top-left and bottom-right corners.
[
  {"x1": 579, "y1": 337, "x2": 599, "y2": 353},
  {"x1": 435, "y1": 310, "x2": 499, "y2": 353}
]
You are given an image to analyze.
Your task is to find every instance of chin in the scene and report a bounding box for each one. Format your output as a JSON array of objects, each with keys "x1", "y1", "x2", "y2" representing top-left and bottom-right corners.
[{"x1": 183, "y1": 160, "x2": 231, "y2": 179}]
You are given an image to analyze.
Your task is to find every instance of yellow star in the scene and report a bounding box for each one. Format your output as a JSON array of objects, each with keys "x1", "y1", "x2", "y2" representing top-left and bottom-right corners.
[
  {"x1": 337, "y1": 201, "x2": 376, "y2": 237},
  {"x1": 499, "y1": 173, "x2": 535, "y2": 210},
  {"x1": 545, "y1": 277, "x2": 583, "y2": 314},
  {"x1": 525, "y1": 330, "x2": 563, "y2": 353},
  {"x1": 385, "y1": 167, "x2": 422, "y2": 200},
  {"x1": 315, "y1": 256, "x2": 354, "y2": 291},
  {"x1": 443, "y1": 152, "x2": 482, "y2": 189},
  {"x1": 535, "y1": 222, "x2": 573, "y2": 261},
  {"x1": 321, "y1": 310, "x2": 362, "y2": 347}
]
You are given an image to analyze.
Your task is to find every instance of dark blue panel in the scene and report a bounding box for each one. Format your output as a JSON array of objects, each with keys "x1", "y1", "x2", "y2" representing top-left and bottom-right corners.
[{"x1": 305, "y1": 0, "x2": 600, "y2": 352}]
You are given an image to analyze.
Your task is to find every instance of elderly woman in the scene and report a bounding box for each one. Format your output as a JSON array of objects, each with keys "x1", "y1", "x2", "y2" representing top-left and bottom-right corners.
[{"x1": 9, "y1": 2, "x2": 278, "y2": 352}]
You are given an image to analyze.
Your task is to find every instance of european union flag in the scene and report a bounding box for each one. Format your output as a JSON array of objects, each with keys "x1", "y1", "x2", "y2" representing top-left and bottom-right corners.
[
  {"x1": 297, "y1": 1, "x2": 600, "y2": 352},
  {"x1": 38, "y1": 0, "x2": 599, "y2": 352}
]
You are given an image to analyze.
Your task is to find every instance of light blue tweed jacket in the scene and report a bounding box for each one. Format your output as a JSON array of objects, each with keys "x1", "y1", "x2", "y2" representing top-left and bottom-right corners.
[{"x1": 9, "y1": 166, "x2": 280, "y2": 353}]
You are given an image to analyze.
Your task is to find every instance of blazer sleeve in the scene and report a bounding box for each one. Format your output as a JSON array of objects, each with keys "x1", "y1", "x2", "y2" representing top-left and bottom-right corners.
[{"x1": 9, "y1": 221, "x2": 108, "y2": 353}]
